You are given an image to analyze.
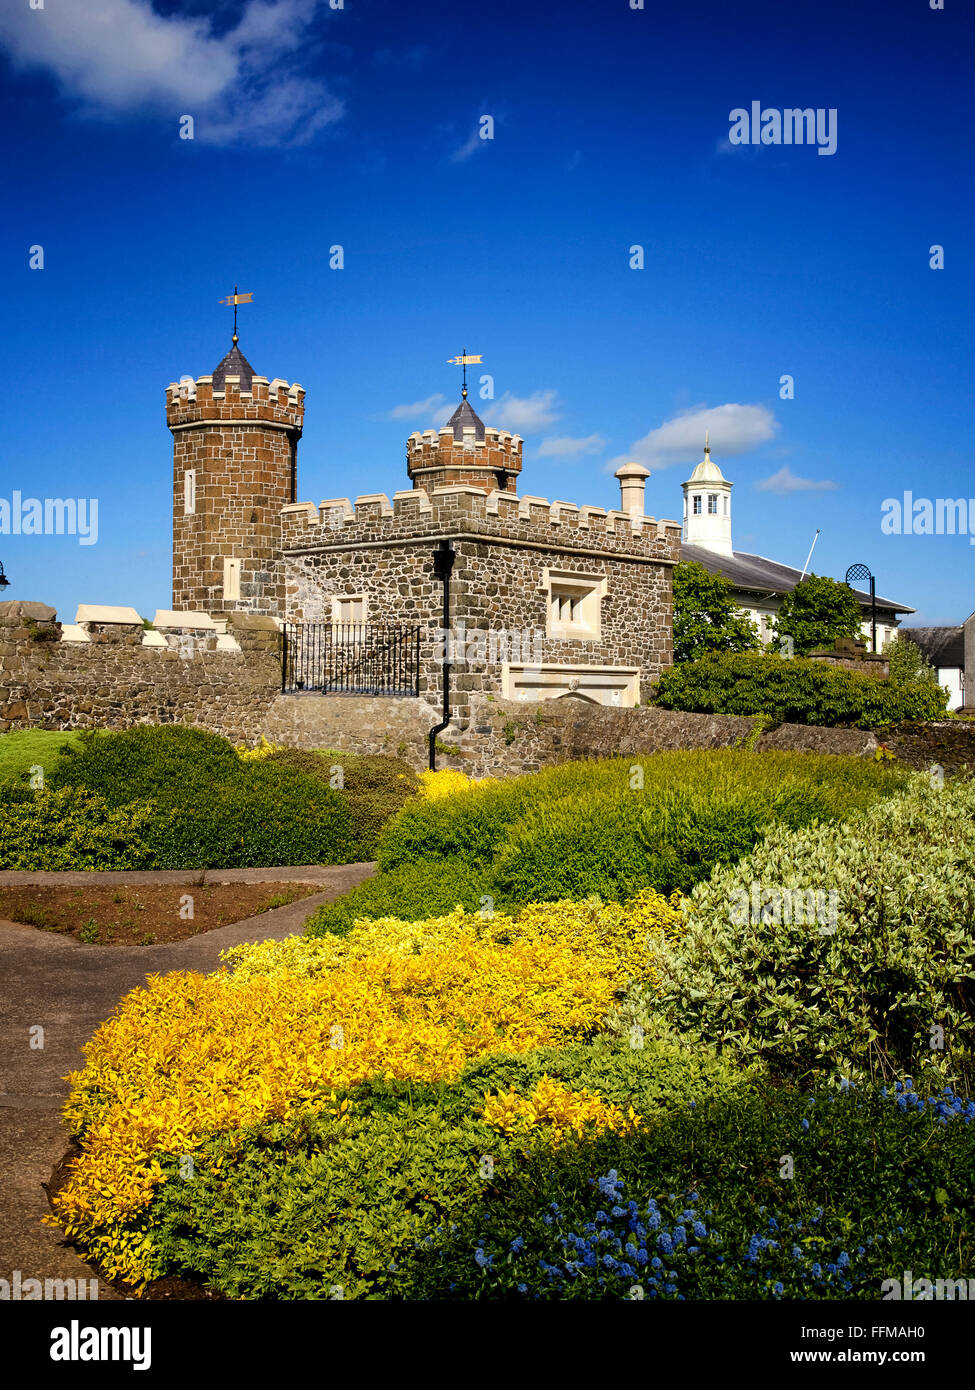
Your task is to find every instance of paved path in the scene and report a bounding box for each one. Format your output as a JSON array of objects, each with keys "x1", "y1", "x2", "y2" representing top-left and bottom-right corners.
[
  {"x1": 0, "y1": 865, "x2": 363, "y2": 887},
  {"x1": 0, "y1": 862, "x2": 375, "y2": 1298}
]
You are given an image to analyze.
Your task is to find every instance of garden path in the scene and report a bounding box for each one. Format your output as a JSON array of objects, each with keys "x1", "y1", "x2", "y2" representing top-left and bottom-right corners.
[{"x1": 0, "y1": 862, "x2": 375, "y2": 1298}]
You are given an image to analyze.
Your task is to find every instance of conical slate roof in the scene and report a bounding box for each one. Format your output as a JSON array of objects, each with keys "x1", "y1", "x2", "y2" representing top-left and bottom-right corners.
[
  {"x1": 212, "y1": 343, "x2": 256, "y2": 392},
  {"x1": 446, "y1": 394, "x2": 486, "y2": 441}
]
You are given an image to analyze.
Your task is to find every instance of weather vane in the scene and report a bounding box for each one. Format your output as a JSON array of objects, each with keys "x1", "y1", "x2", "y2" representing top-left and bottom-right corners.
[
  {"x1": 218, "y1": 284, "x2": 254, "y2": 345},
  {"x1": 446, "y1": 347, "x2": 483, "y2": 399}
]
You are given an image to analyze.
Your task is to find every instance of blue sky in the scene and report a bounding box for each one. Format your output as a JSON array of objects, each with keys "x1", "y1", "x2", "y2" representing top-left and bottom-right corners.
[{"x1": 0, "y1": 0, "x2": 972, "y2": 623}]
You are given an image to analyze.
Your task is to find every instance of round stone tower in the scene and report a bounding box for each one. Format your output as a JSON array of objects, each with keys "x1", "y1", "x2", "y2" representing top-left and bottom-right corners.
[
  {"x1": 167, "y1": 340, "x2": 304, "y2": 616},
  {"x1": 406, "y1": 388, "x2": 523, "y2": 495}
]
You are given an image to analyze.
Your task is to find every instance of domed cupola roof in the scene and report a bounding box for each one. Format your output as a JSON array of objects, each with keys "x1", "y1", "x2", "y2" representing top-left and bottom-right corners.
[{"x1": 685, "y1": 433, "x2": 728, "y2": 484}]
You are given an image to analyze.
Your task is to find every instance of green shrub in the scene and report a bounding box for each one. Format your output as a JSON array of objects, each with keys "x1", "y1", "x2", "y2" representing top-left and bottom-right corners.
[
  {"x1": 613, "y1": 776, "x2": 975, "y2": 1087},
  {"x1": 144, "y1": 1033, "x2": 754, "y2": 1300},
  {"x1": 651, "y1": 651, "x2": 949, "y2": 727},
  {"x1": 401, "y1": 1076, "x2": 975, "y2": 1300},
  {"x1": 0, "y1": 787, "x2": 155, "y2": 871},
  {"x1": 46, "y1": 726, "x2": 354, "y2": 869},
  {"x1": 490, "y1": 779, "x2": 839, "y2": 902},
  {"x1": 377, "y1": 776, "x2": 534, "y2": 872},
  {"x1": 143, "y1": 1039, "x2": 975, "y2": 1299},
  {"x1": 305, "y1": 857, "x2": 491, "y2": 936},
  {"x1": 137, "y1": 768, "x2": 352, "y2": 870},
  {"x1": 375, "y1": 750, "x2": 908, "y2": 906},
  {"x1": 265, "y1": 749, "x2": 420, "y2": 858},
  {"x1": 48, "y1": 725, "x2": 242, "y2": 801}
]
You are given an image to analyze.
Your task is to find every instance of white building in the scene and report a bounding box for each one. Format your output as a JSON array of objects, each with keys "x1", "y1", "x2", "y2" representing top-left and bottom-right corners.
[
  {"x1": 678, "y1": 438, "x2": 914, "y2": 650},
  {"x1": 897, "y1": 616, "x2": 974, "y2": 711}
]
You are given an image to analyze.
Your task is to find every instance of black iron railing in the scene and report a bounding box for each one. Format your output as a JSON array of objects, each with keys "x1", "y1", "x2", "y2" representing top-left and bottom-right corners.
[{"x1": 282, "y1": 623, "x2": 421, "y2": 697}]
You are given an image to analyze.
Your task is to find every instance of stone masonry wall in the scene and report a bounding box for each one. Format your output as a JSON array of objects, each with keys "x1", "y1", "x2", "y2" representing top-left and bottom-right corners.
[
  {"x1": 282, "y1": 485, "x2": 681, "y2": 726},
  {"x1": 0, "y1": 602, "x2": 282, "y2": 742},
  {"x1": 5, "y1": 598, "x2": 972, "y2": 779}
]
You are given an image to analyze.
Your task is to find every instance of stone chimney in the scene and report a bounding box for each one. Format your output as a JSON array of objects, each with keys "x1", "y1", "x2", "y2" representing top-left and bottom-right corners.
[{"x1": 614, "y1": 461, "x2": 650, "y2": 518}]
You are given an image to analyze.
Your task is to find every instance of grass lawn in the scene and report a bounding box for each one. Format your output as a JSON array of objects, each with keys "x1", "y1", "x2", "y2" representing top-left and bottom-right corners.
[{"x1": 0, "y1": 729, "x2": 84, "y2": 784}]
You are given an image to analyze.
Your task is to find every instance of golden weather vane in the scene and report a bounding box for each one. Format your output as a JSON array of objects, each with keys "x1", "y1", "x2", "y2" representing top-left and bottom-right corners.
[
  {"x1": 218, "y1": 284, "x2": 254, "y2": 345},
  {"x1": 446, "y1": 347, "x2": 483, "y2": 398}
]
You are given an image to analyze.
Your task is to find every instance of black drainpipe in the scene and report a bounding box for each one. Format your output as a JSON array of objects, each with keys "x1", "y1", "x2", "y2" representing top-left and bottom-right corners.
[{"x1": 429, "y1": 538, "x2": 455, "y2": 771}]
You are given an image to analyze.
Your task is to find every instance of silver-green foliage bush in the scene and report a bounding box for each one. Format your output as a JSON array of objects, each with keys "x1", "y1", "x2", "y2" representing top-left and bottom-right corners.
[{"x1": 612, "y1": 774, "x2": 975, "y2": 1087}]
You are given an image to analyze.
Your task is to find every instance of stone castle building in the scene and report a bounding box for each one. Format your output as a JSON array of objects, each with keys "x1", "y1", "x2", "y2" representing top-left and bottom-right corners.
[{"x1": 167, "y1": 340, "x2": 682, "y2": 725}]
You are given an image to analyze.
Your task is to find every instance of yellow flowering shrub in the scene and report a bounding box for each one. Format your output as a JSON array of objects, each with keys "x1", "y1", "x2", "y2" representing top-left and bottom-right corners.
[
  {"x1": 48, "y1": 888, "x2": 685, "y2": 1286},
  {"x1": 222, "y1": 889, "x2": 686, "y2": 990},
  {"x1": 481, "y1": 1074, "x2": 641, "y2": 1143},
  {"x1": 233, "y1": 735, "x2": 286, "y2": 760},
  {"x1": 48, "y1": 911, "x2": 651, "y2": 1285},
  {"x1": 417, "y1": 768, "x2": 497, "y2": 799}
]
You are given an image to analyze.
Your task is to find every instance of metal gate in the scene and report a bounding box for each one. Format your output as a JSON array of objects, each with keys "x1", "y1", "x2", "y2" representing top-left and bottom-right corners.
[{"x1": 282, "y1": 623, "x2": 421, "y2": 697}]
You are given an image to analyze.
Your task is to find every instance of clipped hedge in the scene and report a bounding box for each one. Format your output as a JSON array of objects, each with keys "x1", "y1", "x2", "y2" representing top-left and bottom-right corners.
[
  {"x1": 651, "y1": 651, "x2": 949, "y2": 727},
  {"x1": 39, "y1": 727, "x2": 422, "y2": 869},
  {"x1": 370, "y1": 750, "x2": 907, "y2": 909},
  {"x1": 612, "y1": 776, "x2": 975, "y2": 1087}
]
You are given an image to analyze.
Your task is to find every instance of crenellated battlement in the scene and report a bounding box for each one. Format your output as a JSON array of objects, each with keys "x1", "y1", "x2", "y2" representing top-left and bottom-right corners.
[
  {"x1": 406, "y1": 425, "x2": 523, "y2": 494},
  {"x1": 166, "y1": 373, "x2": 305, "y2": 431},
  {"x1": 281, "y1": 483, "x2": 682, "y2": 561}
]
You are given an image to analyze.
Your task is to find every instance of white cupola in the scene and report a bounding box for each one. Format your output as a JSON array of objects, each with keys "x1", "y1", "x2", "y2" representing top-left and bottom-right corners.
[{"x1": 681, "y1": 433, "x2": 733, "y2": 556}]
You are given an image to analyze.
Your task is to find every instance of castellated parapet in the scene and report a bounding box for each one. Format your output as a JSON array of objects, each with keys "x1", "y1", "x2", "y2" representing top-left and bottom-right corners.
[
  {"x1": 168, "y1": 366, "x2": 305, "y2": 618},
  {"x1": 280, "y1": 484, "x2": 681, "y2": 558},
  {"x1": 406, "y1": 426, "x2": 523, "y2": 494}
]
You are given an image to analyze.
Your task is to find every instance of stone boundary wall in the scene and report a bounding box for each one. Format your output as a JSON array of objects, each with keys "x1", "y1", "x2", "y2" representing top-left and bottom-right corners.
[
  {"x1": 0, "y1": 601, "x2": 282, "y2": 742},
  {"x1": 446, "y1": 699, "x2": 975, "y2": 779},
  {"x1": 256, "y1": 694, "x2": 975, "y2": 779},
  {"x1": 5, "y1": 600, "x2": 972, "y2": 777}
]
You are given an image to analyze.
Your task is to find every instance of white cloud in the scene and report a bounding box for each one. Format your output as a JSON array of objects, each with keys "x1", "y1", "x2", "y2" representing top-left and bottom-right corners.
[
  {"x1": 606, "y1": 403, "x2": 778, "y2": 472},
  {"x1": 492, "y1": 390, "x2": 560, "y2": 434},
  {"x1": 0, "y1": 0, "x2": 343, "y2": 146},
  {"x1": 755, "y1": 466, "x2": 838, "y2": 495},
  {"x1": 387, "y1": 394, "x2": 447, "y2": 421},
  {"x1": 537, "y1": 433, "x2": 605, "y2": 459},
  {"x1": 389, "y1": 388, "x2": 560, "y2": 436},
  {"x1": 450, "y1": 126, "x2": 484, "y2": 162}
]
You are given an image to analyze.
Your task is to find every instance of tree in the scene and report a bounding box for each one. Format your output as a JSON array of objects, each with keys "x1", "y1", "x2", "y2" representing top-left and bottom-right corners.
[
  {"x1": 771, "y1": 574, "x2": 864, "y2": 657},
  {"x1": 672, "y1": 561, "x2": 762, "y2": 664},
  {"x1": 883, "y1": 632, "x2": 938, "y2": 686}
]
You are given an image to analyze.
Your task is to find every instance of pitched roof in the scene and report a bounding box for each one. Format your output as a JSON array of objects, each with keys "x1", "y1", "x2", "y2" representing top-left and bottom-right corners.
[
  {"x1": 680, "y1": 544, "x2": 914, "y2": 614},
  {"x1": 898, "y1": 626, "x2": 965, "y2": 667},
  {"x1": 446, "y1": 395, "x2": 486, "y2": 441},
  {"x1": 212, "y1": 343, "x2": 256, "y2": 392}
]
